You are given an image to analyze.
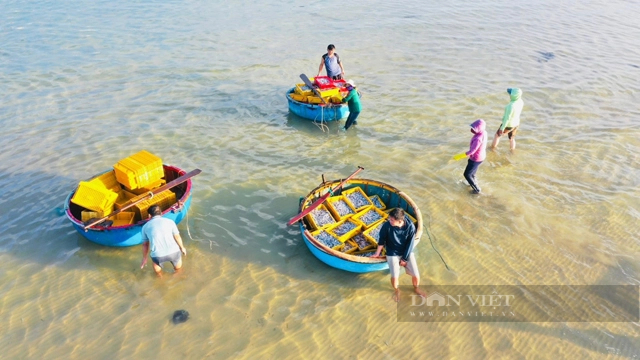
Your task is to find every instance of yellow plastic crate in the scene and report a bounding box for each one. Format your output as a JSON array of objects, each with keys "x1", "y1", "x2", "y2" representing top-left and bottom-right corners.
[
  {"x1": 330, "y1": 95, "x2": 343, "y2": 104},
  {"x1": 342, "y1": 187, "x2": 373, "y2": 212},
  {"x1": 317, "y1": 87, "x2": 340, "y2": 98},
  {"x1": 384, "y1": 208, "x2": 418, "y2": 225},
  {"x1": 129, "y1": 178, "x2": 166, "y2": 195},
  {"x1": 352, "y1": 206, "x2": 388, "y2": 229},
  {"x1": 113, "y1": 150, "x2": 163, "y2": 190},
  {"x1": 294, "y1": 84, "x2": 314, "y2": 96},
  {"x1": 133, "y1": 189, "x2": 177, "y2": 221},
  {"x1": 325, "y1": 195, "x2": 356, "y2": 221},
  {"x1": 311, "y1": 228, "x2": 343, "y2": 250},
  {"x1": 89, "y1": 170, "x2": 121, "y2": 192},
  {"x1": 307, "y1": 96, "x2": 330, "y2": 105},
  {"x1": 304, "y1": 203, "x2": 337, "y2": 231},
  {"x1": 328, "y1": 218, "x2": 362, "y2": 243},
  {"x1": 363, "y1": 220, "x2": 386, "y2": 244},
  {"x1": 114, "y1": 190, "x2": 137, "y2": 210},
  {"x1": 113, "y1": 157, "x2": 151, "y2": 190},
  {"x1": 289, "y1": 93, "x2": 307, "y2": 102},
  {"x1": 369, "y1": 194, "x2": 386, "y2": 210},
  {"x1": 130, "y1": 150, "x2": 164, "y2": 181},
  {"x1": 108, "y1": 212, "x2": 135, "y2": 227},
  {"x1": 71, "y1": 181, "x2": 118, "y2": 216},
  {"x1": 353, "y1": 249, "x2": 385, "y2": 257},
  {"x1": 81, "y1": 210, "x2": 101, "y2": 223},
  {"x1": 340, "y1": 239, "x2": 358, "y2": 254},
  {"x1": 351, "y1": 232, "x2": 377, "y2": 251}
]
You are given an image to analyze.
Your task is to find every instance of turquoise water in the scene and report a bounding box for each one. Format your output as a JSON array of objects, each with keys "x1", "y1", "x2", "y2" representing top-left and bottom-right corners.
[{"x1": 1, "y1": 0, "x2": 639, "y2": 358}]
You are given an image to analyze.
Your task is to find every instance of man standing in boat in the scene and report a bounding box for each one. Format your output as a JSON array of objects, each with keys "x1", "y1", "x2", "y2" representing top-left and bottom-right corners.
[
  {"x1": 317, "y1": 44, "x2": 345, "y2": 80},
  {"x1": 140, "y1": 205, "x2": 187, "y2": 275},
  {"x1": 372, "y1": 208, "x2": 425, "y2": 302}
]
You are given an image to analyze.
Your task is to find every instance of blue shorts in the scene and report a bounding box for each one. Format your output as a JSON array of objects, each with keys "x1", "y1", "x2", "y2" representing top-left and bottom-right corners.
[{"x1": 151, "y1": 251, "x2": 181, "y2": 267}]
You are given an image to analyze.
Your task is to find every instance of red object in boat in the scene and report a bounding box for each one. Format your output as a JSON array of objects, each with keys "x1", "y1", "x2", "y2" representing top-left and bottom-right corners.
[{"x1": 314, "y1": 76, "x2": 334, "y2": 89}]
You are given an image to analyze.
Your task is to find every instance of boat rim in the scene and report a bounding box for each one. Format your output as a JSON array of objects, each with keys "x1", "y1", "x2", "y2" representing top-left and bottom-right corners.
[
  {"x1": 286, "y1": 87, "x2": 348, "y2": 108},
  {"x1": 299, "y1": 178, "x2": 423, "y2": 264},
  {"x1": 64, "y1": 164, "x2": 192, "y2": 231}
]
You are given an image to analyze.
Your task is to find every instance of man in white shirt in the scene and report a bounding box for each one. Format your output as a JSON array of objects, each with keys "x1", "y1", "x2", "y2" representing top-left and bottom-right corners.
[{"x1": 140, "y1": 205, "x2": 187, "y2": 275}]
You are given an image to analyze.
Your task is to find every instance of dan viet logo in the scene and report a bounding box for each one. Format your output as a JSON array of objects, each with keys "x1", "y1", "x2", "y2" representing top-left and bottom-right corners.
[
  {"x1": 411, "y1": 291, "x2": 516, "y2": 307},
  {"x1": 403, "y1": 289, "x2": 518, "y2": 321},
  {"x1": 397, "y1": 285, "x2": 639, "y2": 323}
]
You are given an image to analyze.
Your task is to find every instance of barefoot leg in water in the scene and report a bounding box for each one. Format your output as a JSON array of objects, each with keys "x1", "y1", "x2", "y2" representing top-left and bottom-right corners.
[{"x1": 391, "y1": 277, "x2": 400, "y2": 302}]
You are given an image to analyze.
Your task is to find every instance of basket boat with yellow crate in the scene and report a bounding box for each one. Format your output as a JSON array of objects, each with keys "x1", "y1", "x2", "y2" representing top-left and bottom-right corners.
[
  {"x1": 286, "y1": 75, "x2": 350, "y2": 121},
  {"x1": 289, "y1": 167, "x2": 423, "y2": 273},
  {"x1": 64, "y1": 150, "x2": 200, "y2": 247}
]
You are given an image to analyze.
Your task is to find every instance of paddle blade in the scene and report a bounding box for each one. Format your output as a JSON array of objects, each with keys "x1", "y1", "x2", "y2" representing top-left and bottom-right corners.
[{"x1": 453, "y1": 153, "x2": 467, "y2": 161}]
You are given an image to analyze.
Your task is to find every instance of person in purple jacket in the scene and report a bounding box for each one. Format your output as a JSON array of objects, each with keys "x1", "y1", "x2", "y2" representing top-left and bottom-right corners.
[{"x1": 464, "y1": 119, "x2": 487, "y2": 194}]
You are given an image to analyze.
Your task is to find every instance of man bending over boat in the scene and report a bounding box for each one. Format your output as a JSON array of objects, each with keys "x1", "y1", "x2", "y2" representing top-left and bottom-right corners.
[
  {"x1": 372, "y1": 208, "x2": 425, "y2": 302},
  {"x1": 140, "y1": 205, "x2": 187, "y2": 275}
]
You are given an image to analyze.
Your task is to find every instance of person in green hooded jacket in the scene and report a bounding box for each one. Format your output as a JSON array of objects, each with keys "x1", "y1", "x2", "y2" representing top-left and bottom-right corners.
[
  {"x1": 491, "y1": 88, "x2": 523, "y2": 151},
  {"x1": 340, "y1": 80, "x2": 361, "y2": 131}
]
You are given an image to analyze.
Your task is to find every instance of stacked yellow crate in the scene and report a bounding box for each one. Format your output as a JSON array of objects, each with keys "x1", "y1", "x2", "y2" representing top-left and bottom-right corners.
[
  {"x1": 71, "y1": 181, "x2": 119, "y2": 220},
  {"x1": 113, "y1": 150, "x2": 164, "y2": 191},
  {"x1": 130, "y1": 190, "x2": 177, "y2": 221}
]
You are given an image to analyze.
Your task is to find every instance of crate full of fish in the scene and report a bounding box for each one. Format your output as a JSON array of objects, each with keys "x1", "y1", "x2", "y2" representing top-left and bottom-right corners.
[
  {"x1": 351, "y1": 232, "x2": 377, "y2": 251},
  {"x1": 342, "y1": 187, "x2": 373, "y2": 212},
  {"x1": 312, "y1": 229, "x2": 343, "y2": 250},
  {"x1": 305, "y1": 203, "x2": 337, "y2": 231},
  {"x1": 328, "y1": 218, "x2": 362, "y2": 243},
  {"x1": 363, "y1": 220, "x2": 386, "y2": 244},
  {"x1": 340, "y1": 239, "x2": 358, "y2": 254},
  {"x1": 369, "y1": 194, "x2": 386, "y2": 210},
  {"x1": 354, "y1": 249, "x2": 385, "y2": 257},
  {"x1": 325, "y1": 195, "x2": 356, "y2": 221},
  {"x1": 352, "y1": 206, "x2": 388, "y2": 229}
]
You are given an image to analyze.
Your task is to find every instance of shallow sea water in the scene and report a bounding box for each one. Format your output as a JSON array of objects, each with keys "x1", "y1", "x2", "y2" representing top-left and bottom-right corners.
[{"x1": 1, "y1": 0, "x2": 639, "y2": 358}]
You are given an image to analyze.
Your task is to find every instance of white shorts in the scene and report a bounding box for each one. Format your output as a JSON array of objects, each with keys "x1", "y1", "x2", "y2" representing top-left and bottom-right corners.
[{"x1": 387, "y1": 253, "x2": 419, "y2": 278}]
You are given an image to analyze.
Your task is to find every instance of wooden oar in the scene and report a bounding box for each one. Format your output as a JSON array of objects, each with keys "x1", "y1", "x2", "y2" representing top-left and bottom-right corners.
[
  {"x1": 300, "y1": 73, "x2": 328, "y2": 105},
  {"x1": 83, "y1": 169, "x2": 202, "y2": 231},
  {"x1": 287, "y1": 166, "x2": 364, "y2": 226}
]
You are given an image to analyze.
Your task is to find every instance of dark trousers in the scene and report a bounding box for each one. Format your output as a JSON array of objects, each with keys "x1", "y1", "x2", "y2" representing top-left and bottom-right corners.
[
  {"x1": 344, "y1": 111, "x2": 360, "y2": 130},
  {"x1": 463, "y1": 159, "x2": 483, "y2": 192}
]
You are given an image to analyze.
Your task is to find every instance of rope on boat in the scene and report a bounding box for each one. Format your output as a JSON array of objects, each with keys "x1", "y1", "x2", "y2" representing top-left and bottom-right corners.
[
  {"x1": 423, "y1": 214, "x2": 453, "y2": 272},
  {"x1": 312, "y1": 105, "x2": 330, "y2": 133}
]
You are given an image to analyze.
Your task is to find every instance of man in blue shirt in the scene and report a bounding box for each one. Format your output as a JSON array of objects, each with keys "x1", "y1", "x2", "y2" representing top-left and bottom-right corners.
[
  {"x1": 140, "y1": 205, "x2": 187, "y2": 275},
  {"x1": 373, "y1": 208, "x2": 425, "y2": 301},
  {"x1": 317, "y1": 44, "x2": 345, "y2": 80}
]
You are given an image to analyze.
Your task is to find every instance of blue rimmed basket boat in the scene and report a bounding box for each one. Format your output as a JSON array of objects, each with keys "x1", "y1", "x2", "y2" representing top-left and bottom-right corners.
[
  {"x1": 299, "y1": 178, "x2": 423, "y2": 273},
  {"x1": 286, "y1": 88, "x2": 349, "y2": 121},
  {"x1": 64, "y1": 165, "x2": 193, "y2": 247}
]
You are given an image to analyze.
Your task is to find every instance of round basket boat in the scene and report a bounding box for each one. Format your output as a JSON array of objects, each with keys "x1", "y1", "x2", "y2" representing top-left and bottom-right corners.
[
  {"x1": 286, "y1": 88, "x2": 349, "y2": 121},
  {"x1": 298, "y1": 178, "x2": 423, "y2": 273},
  {"x1": 64, "y1": 165, "x2": 193, "y2": 247}
]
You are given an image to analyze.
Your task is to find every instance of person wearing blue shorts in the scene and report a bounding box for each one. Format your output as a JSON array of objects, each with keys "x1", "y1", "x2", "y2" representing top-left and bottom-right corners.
[{"x1": 140, "y1": 205, "x2": 187, "y2": 275}]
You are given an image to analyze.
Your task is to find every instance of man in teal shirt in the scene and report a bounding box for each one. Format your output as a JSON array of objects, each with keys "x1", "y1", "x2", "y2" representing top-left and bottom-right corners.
[
  {"x1": 491, "y1": 88, "x2": 523, "y2": 151},
  {"x1": 140, "y1": 205, "x2": 187, "y2": 275},
  {"x1": 341, "y1": 80, "x2": 361, "y2": 131}
]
